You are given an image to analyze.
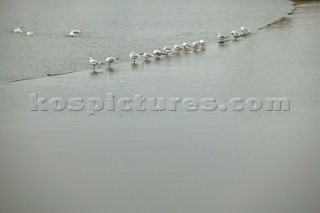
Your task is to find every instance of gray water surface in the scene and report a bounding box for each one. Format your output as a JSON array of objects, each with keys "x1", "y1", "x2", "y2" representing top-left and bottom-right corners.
[{"x1": 1, "y1": 1, "x2": 320, "y2": 213}]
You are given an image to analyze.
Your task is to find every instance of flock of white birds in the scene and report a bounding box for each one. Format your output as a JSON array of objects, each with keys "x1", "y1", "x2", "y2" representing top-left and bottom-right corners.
[
  {"x1": 12, "y1": 26, "x2": 81, "y2": 37},
  {"x1": 88, "y1": 39, "x2": 207, "y2": 71},
  {"x1": 88, "y1": 27, "x2": 250, "y2": 71},
  {"x1": 12, "y1": 26, "x2": 33, "y2": 36},
  {"x1": 12, "y1": 26, "x2": 250, "y2": 71}
]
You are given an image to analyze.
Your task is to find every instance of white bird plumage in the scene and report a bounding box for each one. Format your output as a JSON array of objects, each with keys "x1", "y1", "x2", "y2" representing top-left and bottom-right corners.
[
  {"x1": 199, "y1": 40, "x2": 206, "y2": 47},
  {"x1": 130, "y1": 52, "x2": 140, "y2": 63},
  {"x1": 68, "y1": 31, "x2": 76, "y2": 37},
  {"x1": 231, "y1": 31, "x2": 241, "y2": 39},
  {"x1": 153, "y1": 49, "x2": 166, "y2": 58},
  {"x1": 240, "y1": 27, "x2": 250, "y2": 36},
  {"x1": 13, "y1": 26, "x2": 23, "y2": 33},
  {"x1": 182, "y1": 43, "x2": 192, "y2": 51},
  {"x1": 26, "y1": 31, "x2": 33, "y2": 36},
  {"x1": 218, "y1": 33, "x2": 228, "y2": 42},
  {"x1": 163, "y1": 47, "x2": 172, "y2": 54},
  {"x1": 68, "y1": 29, "x2": 81, "y2": 37},
  {"x1": 140, "y1": 52, "x2": 154, "y2": 60},
  {"x1": 71, "y1": 29, "x2": 81, "y2": 34},
  {"x1": 105, "y1": 57, "x2": 119, "y2": 67},
  {"x1": 173, "y1": 44, "x2": 183, "y2": 53},
  {"x1": 89, "y1": 57, "x2": 103, "y2": 71},
  {"x1": 192, "y1": 41, "x2": 200, "y2": 50}
]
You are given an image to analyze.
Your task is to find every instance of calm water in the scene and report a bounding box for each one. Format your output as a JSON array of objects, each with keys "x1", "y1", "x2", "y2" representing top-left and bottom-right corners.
[
  {"x1": 0, "y1": 0, "x2": 292, "y2": 82},
  {"x1": 1, "y1": 1, "x2": 320, "y2": 213}
]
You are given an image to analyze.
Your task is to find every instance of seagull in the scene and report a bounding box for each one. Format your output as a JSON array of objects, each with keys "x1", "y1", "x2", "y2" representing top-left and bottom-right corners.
[
  {"x1": 68, "y1": 31, "x2": 76, "y2": 37},
  {"x1": 71, "y1": 29, "x2": 81, "y2": 34},
  {"x1": 26, "y1": 31, "x2": 33, "y2": 36},
  {"x1": 13, "y1": 26, "x2": 23, "y2": 33},
  {"x1": 182, "y1": 43, "x2": 192, "y2": 51},
  {"x1": 163, "y1": 47, "x2": 172, "y2": 54},
  {"x1": 231, "y1": 31, "x2": 241, "y2": 39},
  {"x1": 199, "y1": 40, "x2": 206, "y2": 47},
  {"x1": 130, "y1": 52, "x2": 140, "y2": 63},
  {"x1": 173, "y1": 44, "x2": 183, "y2": 53},
  {"x1": 105, "y1": 57, "x2": 119, "y2": 67},
  {"x1": 192, "y1": 41, "x2": 200, "y2": 50},
  {"x1": 240, "y1": 27, "x2": 250, "y2": 36},
  {"x1": 218, "y1": 33, "x2": 228, "y2": 42},
  {"x1": 140, "y1": 52, "x2": 154, "y2": 60},
  {"x1": 153, "y1": 49, "x2": 167, "y2": 58},
  {"x1": 89, "y1": 57, "x2": 103, "y2": 71}
]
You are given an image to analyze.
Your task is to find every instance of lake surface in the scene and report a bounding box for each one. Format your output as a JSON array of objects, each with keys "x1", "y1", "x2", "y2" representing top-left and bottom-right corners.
[{"x1": 1, "y1": 1, "x2": 320, "y2": 213}]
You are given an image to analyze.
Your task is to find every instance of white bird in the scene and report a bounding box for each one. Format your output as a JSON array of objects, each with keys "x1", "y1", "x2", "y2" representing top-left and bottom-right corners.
[
  {"x1": 13, "y1": 26, "x2": 23, "y2": 33},
  {"x1": 182, "y1": 43, "x2": 192, "y2": 51},
  {"x1": 173, "y1": 44, "x2": 183, "y2": 53},
  {"x1": 240, "y1": 27, "x2": 250, "y2": 36},
  {"x1": 218, "y1": 33, "x2": 228, "y2": 42},
  {"x1": 231, "y1": 31, "x2": 241, "y2": 39},
  {"x1": 140, "y1": 52, "x2": 154, "y2": 60},
  {"x1": 89, "y1": 57, "x2": 103, "y2": 70},
  {"x1": 199, "y1": 40, "x2": 206, "y2": 47},
  {"x1": 71, "y1": 29, "x2": 81, "y2": 34},
  {"x1": 163, "y1": 47, "x2": 172, "y2": 54},
  {"x1": 153, "y1": 49, "x2": 166, "y2": 58},
  {"x1": 130, "y1": 52, "x2": 140, "y2": 63},
  {"x1": 26, "y1": 31, "x2": 33, "y2": 36},
  {"x1": 192, "y1": 41, "x2": 200, "y2": 50},
  {"x1": 68, "y1": 31, "x2": 76, "y2": 37},
  {"x1": 105, "y1": 57, "x2": 119, "y2": 67}
]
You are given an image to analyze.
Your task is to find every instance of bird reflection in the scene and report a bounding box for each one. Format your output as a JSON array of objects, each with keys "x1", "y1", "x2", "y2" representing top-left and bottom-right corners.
[
  {"x1": 218, "y1": 42, "x2": 226, "y2": 47},
  {"x1": 131, "y1": 63, "x2": 139, "y2": 71},
  {"x1": 106, "y1": 67, "x2": 115, "y2": 72},
  {"x1": 142, "y1": 60, "x2": 151, "y2": 65},
  {"x1": 90, "y1": 71, "x2": 103, "y2": 79},
  {"x1": 153, "y1": 57, "x2": 162, "y2": 64}
]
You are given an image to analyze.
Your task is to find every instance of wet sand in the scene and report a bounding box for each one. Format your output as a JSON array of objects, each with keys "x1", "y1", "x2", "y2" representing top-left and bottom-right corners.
[{"x1": 0, "y1": 1, "x2": 320, "y2": 213}]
